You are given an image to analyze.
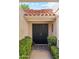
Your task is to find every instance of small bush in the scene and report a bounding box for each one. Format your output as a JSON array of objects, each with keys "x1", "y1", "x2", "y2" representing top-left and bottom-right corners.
[
  {"x1": 19, "y1": 36, "x2": 32, "y2": 59},
  {"x1": 47, "y1": 36, "x2": 57, "y2": 46},
  {"x1": 51, "y1": 46, "x2": 59, "y2": 59}
]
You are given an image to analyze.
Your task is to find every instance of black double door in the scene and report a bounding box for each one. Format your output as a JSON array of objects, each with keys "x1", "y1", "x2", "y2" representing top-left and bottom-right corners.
[{"x1": 32, "y1": 24, "x2": 48, "y2": 44}]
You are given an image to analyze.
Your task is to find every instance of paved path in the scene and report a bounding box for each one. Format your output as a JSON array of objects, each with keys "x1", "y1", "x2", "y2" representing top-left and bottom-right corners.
[{"x1": 30, "y1": 44, "x2": 53, "y2": 59}]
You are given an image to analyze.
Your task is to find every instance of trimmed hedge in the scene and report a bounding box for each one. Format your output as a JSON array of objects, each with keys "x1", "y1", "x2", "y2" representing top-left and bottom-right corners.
[
  {"x1": 47, "y1": 36, "x2": 57, "y2": 46},
  {"x1": 51, "y1": 46, "x2": 59, "y2": 59},
  {"x1": 19, "y1": 36, "x2": 32, "y2": 59},
  {"x1": 47, "y1": 36, "x2": 59, "y2": 59}
]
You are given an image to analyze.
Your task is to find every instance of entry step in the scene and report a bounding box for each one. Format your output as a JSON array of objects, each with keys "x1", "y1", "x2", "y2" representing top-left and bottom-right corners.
[{"x1": 32, "y1": 44, "x2": 49, "y2": 50}]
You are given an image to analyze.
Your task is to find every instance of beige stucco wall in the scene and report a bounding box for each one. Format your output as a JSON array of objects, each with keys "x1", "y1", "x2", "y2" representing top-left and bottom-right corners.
[
  {"x1": 24, "y1": 16, "x2": 56, "y2": 22},
  {"x1": 19, "y1": 9, "x2": 29, "y2": 40},
  {"x1": 53, "y1": 15, "x2": 59, "y2": 38}
]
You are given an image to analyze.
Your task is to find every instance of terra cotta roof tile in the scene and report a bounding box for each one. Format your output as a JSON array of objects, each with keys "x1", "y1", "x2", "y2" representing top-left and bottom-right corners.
[{"x1": 24, "y1": 9, "x2": 55, "y2": 16}]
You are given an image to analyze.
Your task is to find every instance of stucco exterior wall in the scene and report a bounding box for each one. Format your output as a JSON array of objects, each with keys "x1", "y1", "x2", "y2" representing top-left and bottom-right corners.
[
  {"x1": 19, "y1": 9, "x2": 29, "y2": 40},
  {"x1": 53, "y1": 16, "x2": 59, "y2": 38}
]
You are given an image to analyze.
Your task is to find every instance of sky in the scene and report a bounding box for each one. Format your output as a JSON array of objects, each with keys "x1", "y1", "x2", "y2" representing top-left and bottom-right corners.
[{"x1": 19, "y1": 2, "x2": 59, "y2": 10}]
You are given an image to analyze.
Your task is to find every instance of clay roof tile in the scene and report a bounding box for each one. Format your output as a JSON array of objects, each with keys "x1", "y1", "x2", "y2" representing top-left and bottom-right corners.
[{"x1": 24, "y1": 9, "x2": 55, "y2": 16}]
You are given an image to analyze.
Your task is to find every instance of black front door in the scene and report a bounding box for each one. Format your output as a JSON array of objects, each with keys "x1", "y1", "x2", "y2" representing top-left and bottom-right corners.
[{"x1": 32, "y1": 24, "x2": 48, "y2": 44}]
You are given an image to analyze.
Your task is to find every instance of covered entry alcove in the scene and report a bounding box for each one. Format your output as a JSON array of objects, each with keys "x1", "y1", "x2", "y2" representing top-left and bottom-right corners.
[{"x1": 23, "y1": 9, "x2": 56, "y2": 44}]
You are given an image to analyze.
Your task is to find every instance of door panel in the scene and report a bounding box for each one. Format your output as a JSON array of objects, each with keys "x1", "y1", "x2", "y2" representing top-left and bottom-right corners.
[{"x1": 32, "y1": 24, "x2": 48, "y2": 44}]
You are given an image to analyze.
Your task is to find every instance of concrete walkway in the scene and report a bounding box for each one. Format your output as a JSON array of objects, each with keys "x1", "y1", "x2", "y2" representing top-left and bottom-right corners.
[{"x1": 30, "y1": 44, "x2": 53, "y2": 59}]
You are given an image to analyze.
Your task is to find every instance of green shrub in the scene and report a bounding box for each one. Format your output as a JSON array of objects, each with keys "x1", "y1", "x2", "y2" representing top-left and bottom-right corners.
[
  {"x1": 47, "y1": 35, "x2": 57, "y2": 46},
  {"x1": 51, "y1": 46, "x2": 59, "y2": 59},
  {"x1": 19, "y1": 36, "x2": 32, "y2": 59}
]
